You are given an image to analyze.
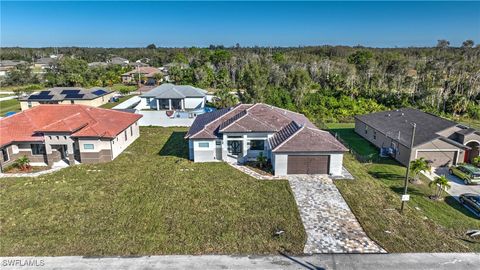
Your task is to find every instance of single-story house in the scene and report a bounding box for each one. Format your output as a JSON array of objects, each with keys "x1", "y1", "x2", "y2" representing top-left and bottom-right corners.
[
  {"x1": 0, "y1": 104, "x2": 142, "y2": 171},
  {"x1": 139, "y1": 83, "x2": 207, "y2": 113},
  {"x1": 121, "y1": 66, "x2": 164, "y2": 84},
  {"x1": 33, "y1": 54, "x2": 63, "y2": 70},
  {"x1": 108, "y1": 56, "x2": 129, "y2": 66},
  {"x1": 19, "y1": 87, "x2": 115, "y2": 111},
  {"x1": 354, "y1": 108, "x2": 480, "y2": 167},
  {"x1": 185, "y1": 103, "x2": 348, "y2": 176},
  {"x1": 0, "y1": 60, "x2": 27, "y2": 77}
]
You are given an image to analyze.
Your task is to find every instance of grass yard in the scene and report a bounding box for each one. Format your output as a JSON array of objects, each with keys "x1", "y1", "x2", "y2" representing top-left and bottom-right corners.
[
  {"x1": 0, "y1": 98, "x2": 21, "y2": 116},
  {"x1": 100, "y1": 95, "x2": 135, "y2": 109},
  {"x1": 327, "y1": 123, "x2": 480, "y2": 252},
  {"x1": 0, "y1": 127, "x2": 305, "y2": 256}
]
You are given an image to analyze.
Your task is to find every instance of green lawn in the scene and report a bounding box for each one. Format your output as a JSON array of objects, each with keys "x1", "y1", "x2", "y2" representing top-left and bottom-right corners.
[
  {"x1": 327, "y1": 123, "x2": 480, "y2": 252},
  {"x1": 0, "y1": 127, "x2": 305, "y2": 256},
  {"x1": 100, "y1": 95, "x2": 135, "y2": 109},
  {"x1": 0, "y1": 98, "x2": 21, "y2": 116}
]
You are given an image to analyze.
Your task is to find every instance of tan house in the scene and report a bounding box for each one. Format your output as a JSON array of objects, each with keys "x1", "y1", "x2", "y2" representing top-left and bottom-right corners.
[
  {"x1": 0, "y1": 105, "x2": 142, "y2": 171},
  {"x1": 355, "y1": 108, "x2": 480, "y2": 167},
  {"x1": 121, "y1": 67, "x2": 164, "y2": 84},
  {"x1": 19, "y1": 87, "x2": 116, "y2": 111}
]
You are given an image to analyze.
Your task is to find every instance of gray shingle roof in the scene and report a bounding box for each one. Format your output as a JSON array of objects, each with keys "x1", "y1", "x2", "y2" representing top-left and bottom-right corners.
[
  {"x1": 19, "y1": 87, "x2": 113, "y2": 102},
  {"x1": 355, "y1": 108, "x2": 458, "y2": 147},
  {"x1": 141, "y1": 83, "x2": 206, "y2": 99}
]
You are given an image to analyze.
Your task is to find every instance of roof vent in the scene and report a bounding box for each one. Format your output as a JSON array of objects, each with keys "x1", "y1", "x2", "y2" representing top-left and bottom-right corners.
[
  {"x1": 387, "y1": 113, "x2": 391, "y2": 117},
  {"x1": 401, "y1": 113, "x2": 404, "y2": 116}
]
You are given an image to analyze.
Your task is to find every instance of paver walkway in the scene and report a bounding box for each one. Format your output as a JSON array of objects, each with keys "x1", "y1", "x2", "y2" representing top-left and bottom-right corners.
[{"x1": 287, "y1": 174, "x2": 385, "y2": 254}]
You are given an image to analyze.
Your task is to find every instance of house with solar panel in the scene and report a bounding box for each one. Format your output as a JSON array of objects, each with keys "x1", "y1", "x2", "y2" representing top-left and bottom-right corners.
[{"x1": 19, "y1": 87, "x2": 116, "y2": 111}]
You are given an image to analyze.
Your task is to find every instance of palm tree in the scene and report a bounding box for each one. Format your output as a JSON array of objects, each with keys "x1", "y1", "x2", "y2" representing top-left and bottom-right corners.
[
  {"x1": 410, "y1": 157, "x2": 430, "y2": 183},
  {"x1": 428, "y1": 175, "x2": 451, "y2": 200},
  {"x1": 473, "y1": 156, "x2": 480, "y2": 167},
  {"x1": 256, "y1": 152, "x2": 267, "y2": 169},
  {"x1": 15, "y1": 155, "x2": 30, "y2": 172},
  {"x1": 214, "y1": 88, "x2": 238, "y2": 108}
]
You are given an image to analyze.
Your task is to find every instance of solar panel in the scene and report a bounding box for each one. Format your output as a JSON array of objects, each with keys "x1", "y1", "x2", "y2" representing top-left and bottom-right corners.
[
  {"x1": 92, "y1": 89, "x2": 108, "y2": 96},
  {"x1": 64, "y1": 93, "x2": 84, "y2": 99},
  {"x1": 28, "y1": 94, "x2": 54, "y2": 100},
  {"x1": 61, "y1": 89, "x2": 81, "y2": 95},
  {"x1": 38, "y1": 91, "x2": 51, "y2": 95}
]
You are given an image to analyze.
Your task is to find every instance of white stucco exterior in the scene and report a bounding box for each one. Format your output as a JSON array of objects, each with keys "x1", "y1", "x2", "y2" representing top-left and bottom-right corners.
[
  {"x1": 184, "y1": 97, "x2": 206, "y2": 110},
  {"x1": 110, "y1": 121, "x2": 140, "y2": 159},
  {"x1": 190, "y1": 133, "x2": 345, "y2": 176}
]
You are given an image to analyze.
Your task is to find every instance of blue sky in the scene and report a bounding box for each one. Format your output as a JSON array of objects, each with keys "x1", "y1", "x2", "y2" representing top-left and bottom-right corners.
[{"x1": 1, "y1": 1, "x2": 479, "y2": 48}]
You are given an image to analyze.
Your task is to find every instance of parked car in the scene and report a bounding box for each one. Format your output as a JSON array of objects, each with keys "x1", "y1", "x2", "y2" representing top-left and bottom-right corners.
[
  {"x1": 459, "y1": 193, "x2": 480, "y2": 215},
  {"x1": 449, "y1": 164, "x2": 480, "y2": 185}
]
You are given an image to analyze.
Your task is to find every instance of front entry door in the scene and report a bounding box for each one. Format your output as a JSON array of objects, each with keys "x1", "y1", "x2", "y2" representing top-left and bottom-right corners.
[
  {"x1": 227, "y1": 140, "x2": 243, "y2": 156},
  {"x1": 59, "y1": 145, "x2": 67, "y2": 160}
]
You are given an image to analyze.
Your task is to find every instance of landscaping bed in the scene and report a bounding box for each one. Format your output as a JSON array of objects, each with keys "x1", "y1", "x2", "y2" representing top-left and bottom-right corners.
[
  {"x1": 2, "y1": 165, "x2": 49, "y2": 174},
  {"x1": 0, "y1": 127, "x2": 306, "y2": 256}
]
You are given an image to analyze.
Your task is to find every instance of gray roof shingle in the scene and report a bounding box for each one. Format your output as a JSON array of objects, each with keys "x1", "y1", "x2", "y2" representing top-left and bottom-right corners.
[
  {"x1": 355, "y1": 108, "x2": 458, "y2": 147},
  {"x1": 141, "y1": 83, "x2": 206, "y2": 99},
  {"x1": 19, "y1": 87, "x2": 113, "y2": 102}
]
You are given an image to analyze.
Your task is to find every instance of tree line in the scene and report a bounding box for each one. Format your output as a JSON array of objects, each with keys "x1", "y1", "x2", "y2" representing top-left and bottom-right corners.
[{"x1": 1, "y1": 41, "x2": 479, "y2": 122}]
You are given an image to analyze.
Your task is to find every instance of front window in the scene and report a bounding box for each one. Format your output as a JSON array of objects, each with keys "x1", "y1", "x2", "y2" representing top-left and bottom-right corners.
[
  {"x1": 28, "y1": 101, "x2": 32, "y2": 108},
  {"x1": 250, "y1": 140, "x2": 265, "y2": 151},
  {"x1": 158, "y1": 99, "x2": 170, "y2": 110},
  {"x1": 84, "y1": 144, "x2": 94, "y2": 150},
  {"x1": 31, "y1": 144, "x2": 46, "y2": 155},
  {"x1": 198, "y1": 142, "x2": 209, "y2": 148},
  {"x1": 125, "y1": 130, "x2": 127, "y2": 140},
  {"x1": 373, "y1": 131, "x2": 377, "y2": 140},
  {"x1": 2, "y1": 148, "x2": 9, "y2": 161}
]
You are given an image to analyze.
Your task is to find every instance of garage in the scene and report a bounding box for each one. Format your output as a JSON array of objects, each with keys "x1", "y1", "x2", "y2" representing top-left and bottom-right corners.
[
  {"x1": 416, "y1": 151, "x2": 457, "y2": 167},
  {"x1": 287, "y1": 155, "x2": 329, "y2": 174}
]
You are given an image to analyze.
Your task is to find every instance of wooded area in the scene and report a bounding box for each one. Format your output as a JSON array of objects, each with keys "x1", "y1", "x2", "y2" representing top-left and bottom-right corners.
[{"x1": 1, "y1": 42, "x2": 479, "y2": 122}]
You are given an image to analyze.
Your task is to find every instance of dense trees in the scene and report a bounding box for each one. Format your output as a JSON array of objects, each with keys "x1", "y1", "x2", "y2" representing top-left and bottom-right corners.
[
  {"x1": 1, "y1": 43, "x2": 479, "y2": 121},
  {"x1": 43, "y1": 58, "x2": 128, "y2": 87}
]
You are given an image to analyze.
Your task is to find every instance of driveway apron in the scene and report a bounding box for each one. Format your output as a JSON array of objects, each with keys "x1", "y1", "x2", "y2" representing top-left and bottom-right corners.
[{"x1": 287, "y1": 174, "x2": 385, "y2": 254}]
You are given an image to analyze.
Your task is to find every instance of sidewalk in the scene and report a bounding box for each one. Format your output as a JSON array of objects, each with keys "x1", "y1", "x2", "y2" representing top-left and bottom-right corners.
[{"x1": 1, "y1": 253, "x2": 478, "y2": 270}]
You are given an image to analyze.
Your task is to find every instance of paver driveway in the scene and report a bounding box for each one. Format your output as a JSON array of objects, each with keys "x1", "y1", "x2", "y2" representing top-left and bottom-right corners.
[{"x1": 287, "y1": 175, "x2": 385, "y2": 254}]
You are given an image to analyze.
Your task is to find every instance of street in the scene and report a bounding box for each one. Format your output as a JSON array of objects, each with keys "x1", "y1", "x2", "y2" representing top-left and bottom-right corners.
[{"x1": 1, "y1": 253, "x2": 479, "y2": 270}]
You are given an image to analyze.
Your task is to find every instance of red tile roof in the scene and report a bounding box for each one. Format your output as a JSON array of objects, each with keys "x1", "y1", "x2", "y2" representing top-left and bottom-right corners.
[{"x1": 0, "y1": 105, "x2": 142, "y2": 147}]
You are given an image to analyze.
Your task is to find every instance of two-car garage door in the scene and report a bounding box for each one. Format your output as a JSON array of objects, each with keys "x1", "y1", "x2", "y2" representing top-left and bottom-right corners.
[
  {"x1": 287, "y1": 155, "x2": 329, "y2": 174},
  {"x1": 416, "y1": 151, "x2": 457, "y2": 167}
]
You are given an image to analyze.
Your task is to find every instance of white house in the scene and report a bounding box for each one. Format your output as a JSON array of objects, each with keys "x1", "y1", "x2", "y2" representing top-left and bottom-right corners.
[{"x1": 185, "y1": 103, "x2": 348, "y2": 176}]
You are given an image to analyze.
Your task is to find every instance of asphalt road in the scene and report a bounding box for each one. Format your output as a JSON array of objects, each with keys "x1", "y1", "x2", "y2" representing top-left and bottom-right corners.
[{"x1": 1, "y1": 253, "x2": 479, "y2": 270}]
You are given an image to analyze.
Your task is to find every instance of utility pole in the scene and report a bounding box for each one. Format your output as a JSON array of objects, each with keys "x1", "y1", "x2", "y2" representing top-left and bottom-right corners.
[
  {"x1": 400, "y1": 122, "x2": 416, "y2": 213},
  {"x1": 137, "y1": 64, "x2": 142, "y2": 95}
]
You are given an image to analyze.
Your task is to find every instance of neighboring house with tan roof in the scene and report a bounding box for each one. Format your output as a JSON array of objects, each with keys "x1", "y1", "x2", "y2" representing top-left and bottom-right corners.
[
  {"x1": 185, "y1": 103, "x2": 348, "y2": 176},
  {"x1": 121, "y1": 66, "x2": 164, "y2": 84},
  {"x1": 355, "y1": 108, "x2": 480, "y2": 167},
  {"x1": 0, "y1": 105, "x2": 142, "y2": 171},
  {"x1": 19, "y1": 87, "x2": 115, "y2": 111}
]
